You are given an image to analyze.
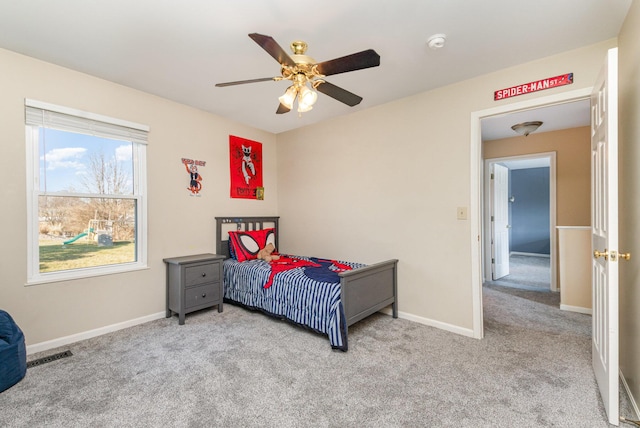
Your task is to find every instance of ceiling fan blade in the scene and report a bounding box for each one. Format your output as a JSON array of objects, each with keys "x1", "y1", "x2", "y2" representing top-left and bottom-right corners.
[
  {"x1": 248, "y1": 33, "x2": 297, "y2": 68},
  {"x1": 215, "y1": 77, "x2": 276, "y2": 87},
  {"x1": 276, "y1": 103, "x2": 291, "y2": 114},
  {"x1": 315, "y1": 49, "x2": 380, "y2": 77},
  {"x1": 315, "y1": 81, "x2": 363, "y2": 106}
]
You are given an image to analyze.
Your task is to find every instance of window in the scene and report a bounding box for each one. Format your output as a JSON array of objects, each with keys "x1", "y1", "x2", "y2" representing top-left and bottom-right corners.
[{"x1": 25, "y1": 100, "x2": 148, "y2": 284}]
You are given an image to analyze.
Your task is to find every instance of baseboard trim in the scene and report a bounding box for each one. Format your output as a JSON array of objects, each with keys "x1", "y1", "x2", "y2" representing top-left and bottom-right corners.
[
  {"x1": 510, "y1": 251, "x2": 550, "y2": 258},
  {"x1": 620, "y1": 369, "x2": 640, "y2": 419},
  {"x1": 26, "y1": 311, "x2": 166, "y2": 355},
  {"x1": 379, "y1": 307, "x2": 475, "y2": 338},
  {"x1": 31, "y1": 308, "x2": 473, "y2": 355},
  {"x1": 560, "y1": 304, "x2": 592, "y2": 315}
]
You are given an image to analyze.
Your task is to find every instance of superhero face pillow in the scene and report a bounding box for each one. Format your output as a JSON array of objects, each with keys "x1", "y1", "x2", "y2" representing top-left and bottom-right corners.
[{"x1": 228, "y1": 228, "x2": 276, "y2": 262}]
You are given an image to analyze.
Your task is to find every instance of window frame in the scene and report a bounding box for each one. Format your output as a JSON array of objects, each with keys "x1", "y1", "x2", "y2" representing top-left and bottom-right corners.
[{"x1": 25, "y1": 100, "x2": 148, "y2": 285}]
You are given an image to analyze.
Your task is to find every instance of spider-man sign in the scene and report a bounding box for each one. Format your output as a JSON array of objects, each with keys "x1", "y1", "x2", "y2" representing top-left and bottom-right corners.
[{"x1": 229, "y1": 135, "x2": 263, "y2": 199}]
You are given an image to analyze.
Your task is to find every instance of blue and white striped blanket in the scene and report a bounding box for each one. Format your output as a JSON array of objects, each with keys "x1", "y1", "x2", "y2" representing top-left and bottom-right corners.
[{"x1": 223, "y1": 256, "x2": 365, "y2": 351}]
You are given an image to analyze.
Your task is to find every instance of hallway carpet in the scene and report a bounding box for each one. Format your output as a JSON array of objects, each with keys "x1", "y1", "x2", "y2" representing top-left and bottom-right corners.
[{"x1": 488, "y1": 254, "x2": 551, "y2": 290}]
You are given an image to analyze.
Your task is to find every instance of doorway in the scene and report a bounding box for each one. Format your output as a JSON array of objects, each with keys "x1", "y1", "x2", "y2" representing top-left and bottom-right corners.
[
  {"x1": 469, "y1": 87, "x2": 592, "y2": 339},
  {"x1": 482, "y1": 154, "x2": 556, "y2": 292}
]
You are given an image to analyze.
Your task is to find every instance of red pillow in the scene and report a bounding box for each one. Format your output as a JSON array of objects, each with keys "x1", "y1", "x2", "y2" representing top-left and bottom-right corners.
[{"x1": 228, "y1": 228, "x2": 276, "y2": 262}]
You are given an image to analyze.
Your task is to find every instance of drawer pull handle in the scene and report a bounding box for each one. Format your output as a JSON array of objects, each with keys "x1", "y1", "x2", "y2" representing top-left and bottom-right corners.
[
  {"x1": 201, "y1": 273, "x2": 206, "y2": 277},
  {"x1": 201, "y1": 293, "x2": 206, "y2": 298}
]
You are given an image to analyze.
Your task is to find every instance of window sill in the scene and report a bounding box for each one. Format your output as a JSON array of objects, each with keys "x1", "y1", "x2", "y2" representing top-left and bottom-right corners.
[{"x1": 26, "y1": 263, "x2": 149, "y2": 286}]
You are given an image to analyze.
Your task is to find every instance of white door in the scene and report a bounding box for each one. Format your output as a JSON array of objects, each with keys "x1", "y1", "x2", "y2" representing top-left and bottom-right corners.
[
  {"x1": 492, "y1": 163, "x2": 510, "y2": 280},
  {"x1": 591, "y1": 47, "x2": 619, "y2": 426}
]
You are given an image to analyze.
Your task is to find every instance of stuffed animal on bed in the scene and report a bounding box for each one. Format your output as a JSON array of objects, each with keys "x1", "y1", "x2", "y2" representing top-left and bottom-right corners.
[{"x1": 257, "y1": 243, "x2": 280, "y2": 262}]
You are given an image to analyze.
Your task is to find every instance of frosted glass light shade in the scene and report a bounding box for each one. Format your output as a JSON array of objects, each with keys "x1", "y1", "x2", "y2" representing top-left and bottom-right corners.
[
  {"x1": 278, "y1": 86, "x2": 297, "y2": 109},
  {"x1": 298, "y1": 86, "x2": 317, "y2": 106}
]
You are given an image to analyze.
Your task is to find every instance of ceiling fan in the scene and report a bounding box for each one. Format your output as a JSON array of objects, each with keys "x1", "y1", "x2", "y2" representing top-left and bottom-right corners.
[{"x1": 215, "y1": 33, "x2": 380, "y2": 114}]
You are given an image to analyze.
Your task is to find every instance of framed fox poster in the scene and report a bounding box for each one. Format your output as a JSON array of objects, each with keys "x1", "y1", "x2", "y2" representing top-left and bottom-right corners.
[{"x1": 229, "y1": 135, "x2": 263, "y2": 199}]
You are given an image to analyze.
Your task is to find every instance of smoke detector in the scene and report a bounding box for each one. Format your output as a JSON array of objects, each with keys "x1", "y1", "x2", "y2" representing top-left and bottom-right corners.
[{"x1": 427, "y1": 33, "x2": 447, "y2": 50}]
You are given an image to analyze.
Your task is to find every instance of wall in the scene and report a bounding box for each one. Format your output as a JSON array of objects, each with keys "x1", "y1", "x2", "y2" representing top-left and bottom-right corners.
[
  {"x1": 483, "y1": 127, "x2": 591, "y2": 227},
  {"x1": 618, "y1": 0, "x2": 640, "y2": 414},
  {"x1": 510, "y1": 167, "x2": 551, "y2": 254},
  {"x1": 557, "y1": 227, "x2": 592, "y2": 312},
  {"x1": 0, "y1": 48, "x2": 277, "y2": 347},
  {"x1": 276, "y1": 40, "x2": 615, "y2": 333}
]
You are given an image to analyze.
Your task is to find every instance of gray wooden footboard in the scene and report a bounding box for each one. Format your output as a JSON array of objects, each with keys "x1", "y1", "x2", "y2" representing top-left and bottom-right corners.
[{"x1": 340, "y1": 259, "x2": 398, "y2": 327}]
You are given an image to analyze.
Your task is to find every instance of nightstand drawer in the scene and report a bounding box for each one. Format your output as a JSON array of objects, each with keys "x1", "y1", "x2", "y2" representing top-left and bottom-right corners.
[
  {"x1": 185, "y1": 283, "x2": 219, "y2": 309},
  {"x1": 185, "y1": 263, "x2": 220, "y2": 287}
]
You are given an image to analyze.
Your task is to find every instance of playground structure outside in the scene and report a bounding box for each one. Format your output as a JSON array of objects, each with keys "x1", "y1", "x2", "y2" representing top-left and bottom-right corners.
[{"x1": 62, "y1": 219, "x2": 114, "y2": 246}]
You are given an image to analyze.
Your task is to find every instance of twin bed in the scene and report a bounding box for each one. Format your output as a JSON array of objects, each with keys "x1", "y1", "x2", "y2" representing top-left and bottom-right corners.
[{"x1": 215, "y1": 216, "x2": 398, "y2": 351}]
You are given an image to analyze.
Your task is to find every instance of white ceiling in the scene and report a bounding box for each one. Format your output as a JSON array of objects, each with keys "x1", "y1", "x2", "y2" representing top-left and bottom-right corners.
[
  {"x1": 481, "y1": 98, "x2": 591, "y2": 141},
  {"x1": 0, "y1": 1, "x2": 631, "y2": 135},
  {"x1": 500, "y1": 158, "x2": 550, "y2": 170}
]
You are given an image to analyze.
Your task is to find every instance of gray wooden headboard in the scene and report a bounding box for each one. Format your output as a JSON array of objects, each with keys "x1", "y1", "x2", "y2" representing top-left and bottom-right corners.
[{"x1": 215, "y1": 216, "x2": 280, "y2": 258}]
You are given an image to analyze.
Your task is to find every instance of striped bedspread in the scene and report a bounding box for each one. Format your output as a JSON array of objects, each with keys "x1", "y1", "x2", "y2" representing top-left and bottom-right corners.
[{"x1": 223, "y1": 256, "x2": 365, "y2": 351}]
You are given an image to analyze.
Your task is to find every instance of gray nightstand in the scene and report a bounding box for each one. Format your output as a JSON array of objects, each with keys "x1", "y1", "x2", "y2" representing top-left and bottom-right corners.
[{"x1": 163, "y1": 253, "x2": 225, "y2": 325}]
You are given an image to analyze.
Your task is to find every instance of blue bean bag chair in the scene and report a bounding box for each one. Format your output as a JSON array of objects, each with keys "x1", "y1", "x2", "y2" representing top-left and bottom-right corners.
[{"x1": 0, "y1": 310, "x2": 27, "y2": 393}]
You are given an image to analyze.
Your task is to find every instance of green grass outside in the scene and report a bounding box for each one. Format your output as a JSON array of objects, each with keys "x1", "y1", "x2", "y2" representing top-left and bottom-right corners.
[{"x1": 39, "y1": 239, "x2": 135, "y2": 273}]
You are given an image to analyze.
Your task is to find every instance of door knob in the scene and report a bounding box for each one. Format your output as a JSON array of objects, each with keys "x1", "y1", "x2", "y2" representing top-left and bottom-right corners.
[
  {"x1": 618, "y1": 251, "x2": 631, "y2": 261},
  {"x1": 594, "y1": 249, "x2": 609, "y2": 260}
]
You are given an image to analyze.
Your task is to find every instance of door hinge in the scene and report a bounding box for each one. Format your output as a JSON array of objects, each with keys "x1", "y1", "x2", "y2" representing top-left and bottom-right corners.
[
  {"x1": 491, "y1": 258, "x2": 495, "y2": 264},
  {"x1": 491, "y1": 215, "x2": 494, "y2": 221},
  {"x1": 491, "y1": 173, "x2": 494, "y2": 179}
]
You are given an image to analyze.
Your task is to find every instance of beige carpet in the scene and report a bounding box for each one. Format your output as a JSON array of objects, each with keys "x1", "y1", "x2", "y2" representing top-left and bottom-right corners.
[{"x1": 0, "y1": 284, "x2": 636, "y2": 427}]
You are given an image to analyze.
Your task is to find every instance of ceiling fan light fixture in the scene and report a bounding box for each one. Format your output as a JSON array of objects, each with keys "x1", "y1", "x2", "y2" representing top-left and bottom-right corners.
[
  {"x1": 511, "y1": 121, "x2": 543, "y2": 137},
  {"x1": 297, "y1": 102, "x2": 314, "y2": 113},
  {"x1": 298, "y1": 85, "x2": 318, "y2": 108},
  {"x1": 278, "y1": 85, "x2": 297, "y2": 109}
]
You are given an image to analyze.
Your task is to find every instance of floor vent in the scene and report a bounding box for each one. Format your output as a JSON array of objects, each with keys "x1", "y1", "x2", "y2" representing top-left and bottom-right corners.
[{"x1": 27, "y1": 350, "x2": 73, "y2": 368}]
